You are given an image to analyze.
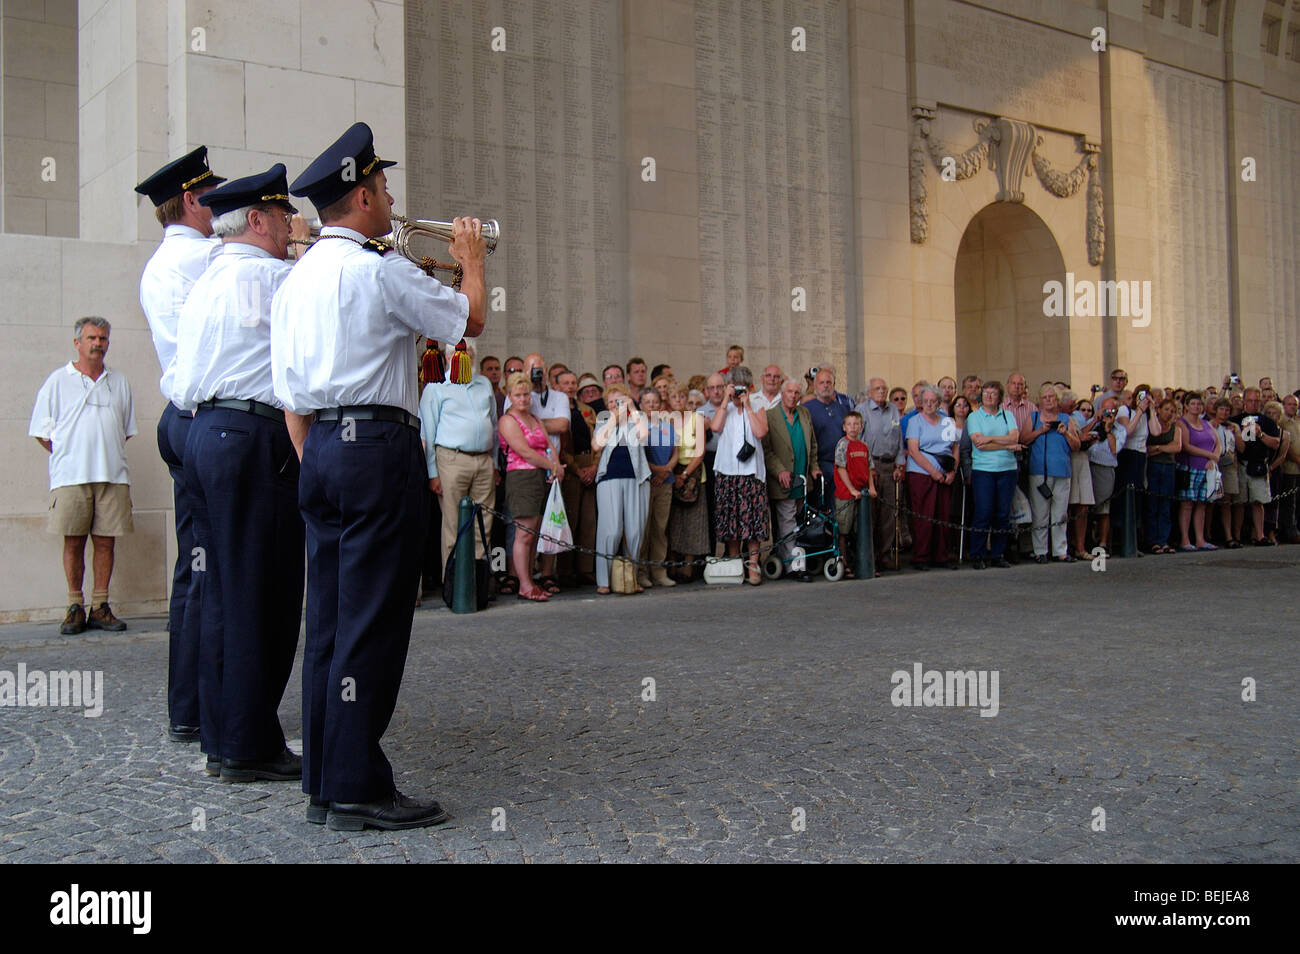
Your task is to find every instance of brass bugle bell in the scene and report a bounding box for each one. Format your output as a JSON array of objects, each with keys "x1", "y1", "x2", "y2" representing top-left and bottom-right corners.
[
  {"x1": 297, "y1": 216, "x2": 499, "y2": 286},
  {"x1": 386, "y1": 215, "x2": 499, "y2": 256}
]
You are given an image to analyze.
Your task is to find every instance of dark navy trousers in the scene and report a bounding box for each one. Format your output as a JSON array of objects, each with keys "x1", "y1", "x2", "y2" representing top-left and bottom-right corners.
[
  {"x1": 185, "y1": 407, "x2": 304, "y2": 761},
  {"x1": 157, "y1": 403, "x2": 199, "y2": 728},
  {"x1": 299, "y1": 418, "x2": 427, "y2": 804}
]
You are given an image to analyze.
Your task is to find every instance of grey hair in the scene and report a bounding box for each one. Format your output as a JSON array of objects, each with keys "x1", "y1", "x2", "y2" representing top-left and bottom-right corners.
[
  {"x1": 727, "y1": 365, "x2": 755, "y2": 388},
  {"x1": 210, "y1": 205, "x2": 255, "y2": 238},
  {"x1": 640, "y1": 387, "x2": 659, "y2": 402},
  {"x1": 919, "y1": 386, "x2": 942, "y2": 404},
  {"x1": 688, "y1": 389, "x2": 705, "y2": 403},
  {"x1": 74, "y1": 316, "x2": 111, "y2": 339}
]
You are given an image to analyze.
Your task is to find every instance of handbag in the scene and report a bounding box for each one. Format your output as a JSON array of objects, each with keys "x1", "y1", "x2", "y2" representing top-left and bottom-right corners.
[
  {"x1": 1205, "y1": 466, "x2": 1223, "y2": 502},
  {"x1": 443, "y1": 506, "x2": 491, "y2": 611},
  {"x1": 734, "y1": 412, "x2": 756, "y2": 462},
  {"x1": 703, "y1": 556, "x2": 745, "y2": 584},
  {"x1": 672, "y1": 464, "x2": 699, "y2": 503},
  {"x1": 610, "y1": 555, "x2": 639, "y2": 594}
]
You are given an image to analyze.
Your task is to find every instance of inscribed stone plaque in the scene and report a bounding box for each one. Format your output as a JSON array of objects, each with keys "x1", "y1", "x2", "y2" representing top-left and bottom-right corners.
[
  {"x1": 913, "y1": 0, "x2": 1100, "y2": 138},
  {"x1": 1145, "y1": 62, "x2": 1229, "y2": 387},
  {"x1": 405, "y1": 0, "x2": 627, "y2": 367},
  {"x1": 693, "y1": 0, "x2": 854, "y2": 379}
]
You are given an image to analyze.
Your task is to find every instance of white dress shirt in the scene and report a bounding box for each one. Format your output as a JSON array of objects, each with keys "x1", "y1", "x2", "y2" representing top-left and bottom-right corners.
[
  {"x1": 750, "y1": 390, "x2": 781, "y2": 413},
  {"x1": 139, "y1": 225, "x2": 221, "y2": 399},
  {"x1": 530, "y1": 388, "x2": 568, "y2": 456},
  {"x1": 29, "y1": 363, "x2": 137, "y2": 490},
  {"x1": 270, "y1": 226, "x2": 469, "y2": 415},
  {"x1": 170, "y1": 243, "x2": 293, "y2": 410}
]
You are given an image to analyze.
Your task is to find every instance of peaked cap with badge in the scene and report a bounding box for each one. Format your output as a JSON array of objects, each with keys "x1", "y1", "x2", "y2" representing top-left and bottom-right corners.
[
  {"x1": 135, "y1": 145, "x2": 226, "y2": 206},
  {"x1": 198, "y1": 163, "x2": 298, "y2": 218},
  {"x1": 290, "y1": 122, "x2": 396, "y2": 212}
]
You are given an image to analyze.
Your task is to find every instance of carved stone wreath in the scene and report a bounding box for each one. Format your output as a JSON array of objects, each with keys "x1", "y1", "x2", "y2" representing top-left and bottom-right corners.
[{"x1": 909, "y1": 105, "x2": 1105, "y2": 266}]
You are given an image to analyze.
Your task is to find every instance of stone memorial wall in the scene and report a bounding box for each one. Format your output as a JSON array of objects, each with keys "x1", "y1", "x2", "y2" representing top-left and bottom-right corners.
[
  {"x1": 1144, "y1": 61, "x2": 1230, "y2": 389},
  {"x1": 692, "y1": 0, "x2": 854, "y2": 375},
  {"x1": 405, "y1": 0, "x2": 626, "y2": 368}
]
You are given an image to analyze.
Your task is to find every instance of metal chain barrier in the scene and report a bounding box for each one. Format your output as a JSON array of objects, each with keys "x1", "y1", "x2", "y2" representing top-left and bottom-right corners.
[{"x1": 475, "y1": 475, "x2": 1299, "y2": 572}]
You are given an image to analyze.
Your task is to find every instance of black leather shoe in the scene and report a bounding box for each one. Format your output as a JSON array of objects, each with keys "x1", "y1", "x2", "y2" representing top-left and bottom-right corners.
[
  {"x1": 1034, "y1": 554, "x2": 1049, "y2": 564},
  {"x1": 305, "y1": 797, "x2": 328, "y2": 825},
  {"x1": 205, "y1": 756, "x2": 220, "y2": 777},
  {"x1": 992, "y1": 557, "x2": 1012, "y2": 568},
  {"x1": 326, "y1": 791, "x2": 451, "y2": 831},
  {"x1": 789, "y1": 571, "x2": 814, "y2": 583},
  {"x1": 220, "y1": 748, "x2": 302, "y2": 782},
  {"x1": 169, "y1": 724, "x2": 201, "y2": 743}
]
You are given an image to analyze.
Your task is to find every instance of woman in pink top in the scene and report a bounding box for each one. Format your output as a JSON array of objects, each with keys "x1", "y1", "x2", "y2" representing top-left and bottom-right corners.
[{"x1": 498, "y1": 373, "x2": 564, "y2": 601}]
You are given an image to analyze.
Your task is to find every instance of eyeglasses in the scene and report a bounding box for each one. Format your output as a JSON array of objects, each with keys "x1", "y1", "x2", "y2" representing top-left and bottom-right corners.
[{"x1": 1112, "y1": 374, "x2": 1127, "y2": 381}]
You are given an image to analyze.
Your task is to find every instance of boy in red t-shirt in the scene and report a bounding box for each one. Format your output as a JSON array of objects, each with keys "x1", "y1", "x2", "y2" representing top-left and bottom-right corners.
[{"x1": 834, "y1": 411, "x2": 877, "y2": 577}]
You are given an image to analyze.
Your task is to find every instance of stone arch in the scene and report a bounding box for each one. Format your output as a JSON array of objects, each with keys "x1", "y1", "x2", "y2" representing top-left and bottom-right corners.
[{"x1": 953, "y1": 202, "x2": 1069, "y2": 388}]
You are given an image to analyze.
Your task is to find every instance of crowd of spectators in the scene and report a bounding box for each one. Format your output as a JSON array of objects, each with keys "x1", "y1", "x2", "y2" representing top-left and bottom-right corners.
[{"x1": 416, "y1": 346, "x2": 1300, "y2": 603}]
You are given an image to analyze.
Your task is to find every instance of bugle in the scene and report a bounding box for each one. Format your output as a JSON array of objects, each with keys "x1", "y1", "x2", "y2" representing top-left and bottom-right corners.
[{"x1": 295, "y1": 215, "x2": 499, "y2": 287}]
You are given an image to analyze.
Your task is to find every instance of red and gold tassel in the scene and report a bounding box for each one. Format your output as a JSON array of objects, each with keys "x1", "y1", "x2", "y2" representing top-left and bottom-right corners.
[{"x1": 449, "y1": 340, "x2": 473, "y2": 384}]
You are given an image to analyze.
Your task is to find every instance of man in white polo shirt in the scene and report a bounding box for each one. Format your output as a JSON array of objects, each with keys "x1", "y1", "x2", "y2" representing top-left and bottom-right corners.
[
  {"x1": 29, "y1": 317, "x2": 137, "y2": 634},
  {"x1": 522, "y1": 351, "x2": 569, "y2": 594}
]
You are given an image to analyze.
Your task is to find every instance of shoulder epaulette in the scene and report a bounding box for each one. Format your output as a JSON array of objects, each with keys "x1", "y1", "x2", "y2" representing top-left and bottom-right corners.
[{"x1": 362, "y1": 239, "x2": 392, "y2": 255}]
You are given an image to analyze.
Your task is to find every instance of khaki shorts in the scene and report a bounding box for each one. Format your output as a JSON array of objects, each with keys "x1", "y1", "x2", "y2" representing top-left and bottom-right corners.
[
  {"x1": 48, "y1": 482, "x2": 133, "y2": 536},
  {"x1": 1238, "y1": 473, "x2": 1271, "y2": 505}
]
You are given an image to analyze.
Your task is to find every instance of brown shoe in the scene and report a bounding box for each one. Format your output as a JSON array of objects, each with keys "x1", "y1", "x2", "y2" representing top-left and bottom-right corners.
[
  {"x1": 59, "y1": 603, "x2": 87, "y2": 635},
  {"x1": 87, "y1": 602, "x2": 127, "y2": 632}
]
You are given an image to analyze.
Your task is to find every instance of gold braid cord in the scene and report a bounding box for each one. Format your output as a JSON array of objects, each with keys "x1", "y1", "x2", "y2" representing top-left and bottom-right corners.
[{"x1": 420, "y1": 257, "x2": 464, "y2": 289}]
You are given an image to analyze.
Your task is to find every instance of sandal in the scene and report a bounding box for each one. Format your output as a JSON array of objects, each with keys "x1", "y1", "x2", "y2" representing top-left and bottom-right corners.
[
  {"x1": 1196, "y1": 543, "x2": 1219, "y2": 551},
  {"x1": 517, "y1": 588, "x2": 549, "y2": 602},
  {"x1": 596, "y1": 586, "x2": 611, "y2": 595},
  {"x1": 535, "y1": 575, "x2": 561, "y2": 595},
  {"x1": 497, "y1": 575, "x2": 519, "y2": 595},
  {"x1": 1226, "y1": 540, "x2": 1243, "y2": 549}
]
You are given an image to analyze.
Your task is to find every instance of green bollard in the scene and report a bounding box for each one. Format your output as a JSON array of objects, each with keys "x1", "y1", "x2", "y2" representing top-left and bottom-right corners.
[
  {"x1": 452, "y1": 496, "x2": 477, "y2": 613},
  {"x1": 1116, "y1": 484, "x2": 1137, "y2": 558},
  {"x1": 856, "y1": 494, "x2": 875, "y2": 580}
]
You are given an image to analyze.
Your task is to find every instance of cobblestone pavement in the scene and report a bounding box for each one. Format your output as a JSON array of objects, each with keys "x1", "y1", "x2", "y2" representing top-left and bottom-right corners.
[{"x1": 1, "y1": 548, "x2": 1296, "y2": 863}]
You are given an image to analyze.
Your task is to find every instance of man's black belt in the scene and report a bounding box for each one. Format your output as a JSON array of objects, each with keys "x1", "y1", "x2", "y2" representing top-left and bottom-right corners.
[
  {"x1": 317, "y1": 405, "x2": 419, "y2": 430},
  {"x1": 198, "y1": 398, "x2": 283, "y2": 423}
]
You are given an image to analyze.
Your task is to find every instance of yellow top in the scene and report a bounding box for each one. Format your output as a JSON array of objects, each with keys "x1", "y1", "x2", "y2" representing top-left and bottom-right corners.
[{"x1": 678, "y1": 411, "x2": 707, "y2": 483}]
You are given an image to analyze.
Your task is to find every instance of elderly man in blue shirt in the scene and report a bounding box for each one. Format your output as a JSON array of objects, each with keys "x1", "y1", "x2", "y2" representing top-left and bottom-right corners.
[{"x1": 420, "y1": 343, "x2": 499, "y2": 569}]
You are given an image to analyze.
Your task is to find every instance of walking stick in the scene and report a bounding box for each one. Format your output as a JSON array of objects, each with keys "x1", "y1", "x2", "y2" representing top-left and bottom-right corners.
[
  {"x1": 893, "y1": 476, "x2": 901, "y2": 568},
  {"x1": 959, "y1": 475, "x2": 967, "y2": 562}
]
